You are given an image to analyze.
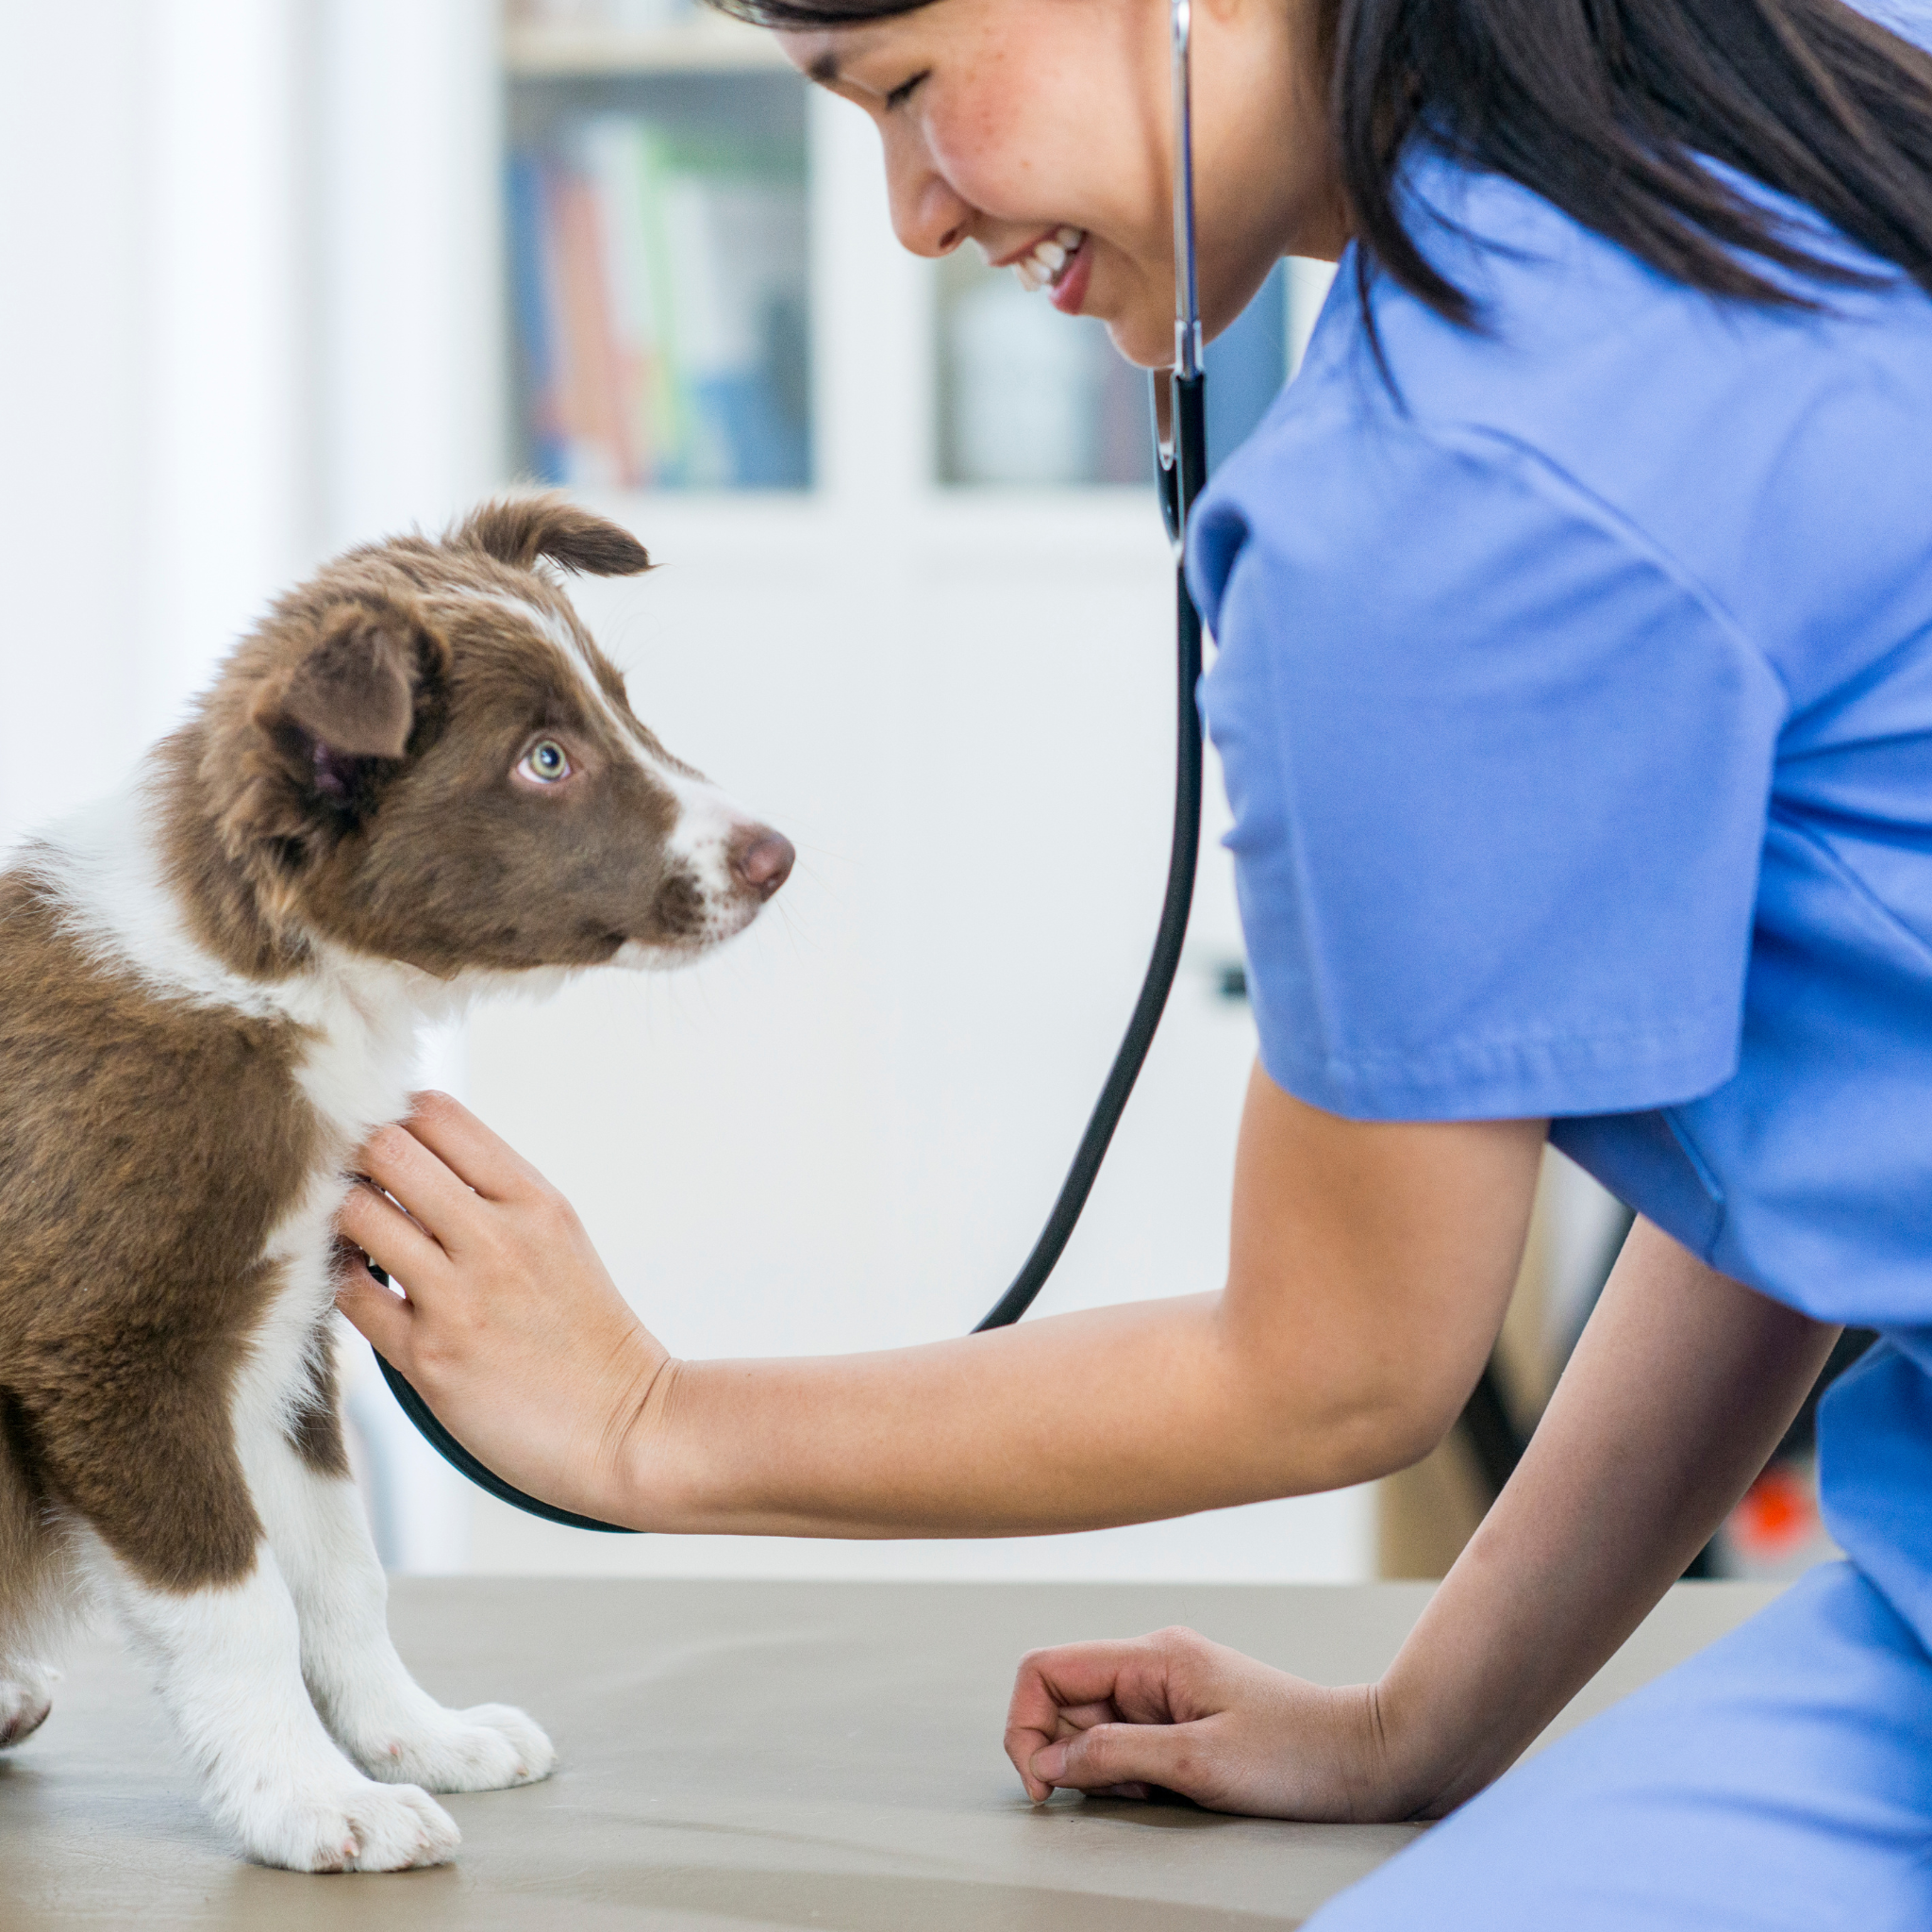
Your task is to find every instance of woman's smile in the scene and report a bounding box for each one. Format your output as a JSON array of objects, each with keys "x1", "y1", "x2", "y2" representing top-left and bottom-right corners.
[
  {"x1": 1045, "y1": 232, "x2": 1095, "y2": 314},
  {"x1": 988, "y1": 225, "x2": 1094, "y2": 309}
]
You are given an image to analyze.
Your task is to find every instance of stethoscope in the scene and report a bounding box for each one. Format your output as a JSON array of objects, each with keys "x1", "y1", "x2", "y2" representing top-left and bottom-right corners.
[{"x1": 372, "y1": 0, "x2": 1216, "y2": 1534}]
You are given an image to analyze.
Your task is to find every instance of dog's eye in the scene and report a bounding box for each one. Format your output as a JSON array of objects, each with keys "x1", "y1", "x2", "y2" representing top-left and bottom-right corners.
[{"x1": 518, "y1": 740, "x2": 572, "y2": 785}]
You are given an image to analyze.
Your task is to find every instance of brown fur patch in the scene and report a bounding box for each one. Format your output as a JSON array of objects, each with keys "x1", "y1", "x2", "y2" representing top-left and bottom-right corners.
[
  {"x1": 288, "y1": 1325, "x2": 350, "y2": 1480},
  {"x1": 0, "y1": 874, "x2": 315, "y2": 1602}
]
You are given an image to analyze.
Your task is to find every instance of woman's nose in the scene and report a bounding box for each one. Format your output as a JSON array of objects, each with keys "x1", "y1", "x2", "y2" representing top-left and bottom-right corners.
[{"x1": 886, "y1": 144, "x2": 974, "y2": 258}]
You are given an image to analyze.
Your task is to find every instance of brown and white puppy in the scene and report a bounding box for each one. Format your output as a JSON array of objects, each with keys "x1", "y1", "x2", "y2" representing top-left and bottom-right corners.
[{"x1": 0, "y1": 494, "x2": 791, "y2": 1871}]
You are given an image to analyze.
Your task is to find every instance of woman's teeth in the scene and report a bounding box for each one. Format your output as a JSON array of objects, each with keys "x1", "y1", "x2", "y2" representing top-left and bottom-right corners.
[{"x1": 1013, "y1": 226, "x2": 1085, "y2": 292}]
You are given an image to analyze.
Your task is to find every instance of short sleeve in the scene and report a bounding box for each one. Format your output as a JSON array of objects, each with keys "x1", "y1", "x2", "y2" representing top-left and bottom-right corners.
[{"x1": 1190, "y1": 414, "x2": 1789, "y2": 1122}]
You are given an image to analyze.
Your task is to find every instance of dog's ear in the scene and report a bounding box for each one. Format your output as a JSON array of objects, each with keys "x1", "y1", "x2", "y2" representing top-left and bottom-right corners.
[
  {"x1": 284, "y1": 601, "x2": 419, "y2": 759},
  {"x1": 204, "y1": 591, "x2": 449, "y2": 879},
  {"x1": 259, "y1": 594, "x2": 448, "y2": 804},
  {"x1": 451, "y1": 492, "x2": 652, "y2": 578}
]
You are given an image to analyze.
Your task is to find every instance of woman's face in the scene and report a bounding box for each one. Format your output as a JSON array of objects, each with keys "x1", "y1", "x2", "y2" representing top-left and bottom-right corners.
[{"x1": 779, "y1": 0, "x2": 1341, "y2": 369}]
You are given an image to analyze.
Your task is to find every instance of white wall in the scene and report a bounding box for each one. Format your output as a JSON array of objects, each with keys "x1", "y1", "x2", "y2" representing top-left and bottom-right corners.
[
  {"x1": 140, "y1": 0, "x2": 320, "y2": 741},
  {"x1": 0, "y1": 1, "x2": 156, "y2": 844},
  {"x1": 314, "y1": 0, "x2": 503, "y2": 549},
  {"x1": 0, "y1": 0, "x2": 332, "y2": 820}
]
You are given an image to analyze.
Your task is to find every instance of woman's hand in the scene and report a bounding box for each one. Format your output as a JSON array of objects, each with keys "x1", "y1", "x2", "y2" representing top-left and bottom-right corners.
[
  {"x1": 1005, "y1": 1228, "x2": 1841, "y2": 1824},
  {"x1": 1005, "y1": 1626, "x2": 1420, "y2": 1820},
  {"x1": 333, "y1": 1091, "x2": 673, "y2": 1529}
]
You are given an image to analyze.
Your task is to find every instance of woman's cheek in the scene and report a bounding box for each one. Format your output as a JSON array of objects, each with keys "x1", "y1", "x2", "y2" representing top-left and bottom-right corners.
[
  {"x1": 924, "y1": 129, "x2": 1020, "y2": 225},
  {"x1": 924, "y1": 67, "x2": 1076, "y2": 220}
]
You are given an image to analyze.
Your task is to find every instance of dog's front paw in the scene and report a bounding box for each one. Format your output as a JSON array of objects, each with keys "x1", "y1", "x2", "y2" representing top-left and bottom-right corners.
[
  {"x1": 231, "y1": 1775, "x2": 461, "y2": 1873},
  {"x1": 0, "y1": 1661, "x2": 57, "y2": 1748},
  {"x1": 358, "y1": 1702, "x2": 557, "y2": 1792}
]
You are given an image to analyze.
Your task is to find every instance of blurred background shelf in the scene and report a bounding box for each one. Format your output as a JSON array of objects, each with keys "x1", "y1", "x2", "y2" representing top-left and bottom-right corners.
[
  {"x1": 502, "y1": 13, "x2": 1315, "y2": 499},
  {"x1": 505, "y1": 15, "x2": 790, "y2": 75}
]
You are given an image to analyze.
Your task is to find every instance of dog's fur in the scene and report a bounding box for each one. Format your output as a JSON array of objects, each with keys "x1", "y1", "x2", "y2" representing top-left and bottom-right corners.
[{"x1": 0, "y1": 495, "x2": 788, "y2": 1870}]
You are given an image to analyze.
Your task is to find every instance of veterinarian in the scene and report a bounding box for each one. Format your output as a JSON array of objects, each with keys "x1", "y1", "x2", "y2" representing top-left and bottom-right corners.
[{"x1": 337, "y1": 1, "x2": 1932, "y2": 1921}]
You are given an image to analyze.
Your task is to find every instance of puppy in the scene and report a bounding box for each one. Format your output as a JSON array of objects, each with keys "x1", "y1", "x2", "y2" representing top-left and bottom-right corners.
[{"x1": 0, "y1": 494, "x2": 791, "y2": 1869}]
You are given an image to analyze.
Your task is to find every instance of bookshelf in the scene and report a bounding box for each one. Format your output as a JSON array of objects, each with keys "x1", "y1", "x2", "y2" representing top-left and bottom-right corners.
[{"x1": 499, "y1": 5, "x2": 1299, "y2": 501}]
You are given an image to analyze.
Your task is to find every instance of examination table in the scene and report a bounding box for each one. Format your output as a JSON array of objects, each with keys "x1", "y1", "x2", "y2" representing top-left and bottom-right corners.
[{"x1": 5, "y1": 1574, "x2": 1778, "y2": 1929}]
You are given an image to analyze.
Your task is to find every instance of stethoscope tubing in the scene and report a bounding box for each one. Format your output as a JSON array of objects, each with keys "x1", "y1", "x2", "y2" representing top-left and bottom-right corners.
[
  {"x1": 374, "y1": 0, "x2": 1219, "y2": 1535},
  {"x1": 373, "y1": 369, "x2": 1212, "y2": 1532}
]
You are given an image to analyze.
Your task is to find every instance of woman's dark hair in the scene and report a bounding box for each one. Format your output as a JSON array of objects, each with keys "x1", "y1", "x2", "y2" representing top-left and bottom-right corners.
[{"x1": 706, "y1": 0, "x2": 1932, "y2": 324}]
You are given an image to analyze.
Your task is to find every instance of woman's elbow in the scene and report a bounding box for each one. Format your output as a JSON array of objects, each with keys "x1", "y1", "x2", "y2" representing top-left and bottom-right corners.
[
  {"x1": 1336, "y1": 1380, "x2": 1465, "y2": 1486},
  {"x1": 1250, "y1": 1351, "x2": 1474, "y2": 1494}
]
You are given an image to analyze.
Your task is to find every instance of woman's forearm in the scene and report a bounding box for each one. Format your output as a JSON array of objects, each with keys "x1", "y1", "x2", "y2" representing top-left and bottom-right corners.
[
  {"x1": 597, "y1": 1079, "x2": 1543, "y2": 1538},
  {"x1": 621, "y1": 1291, "x2": 1429, "y2": 1537},
  {"x1": 337, "y1": 1079, "x2": 1541, "y2": 1541},
  {"x1": 1372, "y1": 1218, "x2": 1839, "y2": 1818}
]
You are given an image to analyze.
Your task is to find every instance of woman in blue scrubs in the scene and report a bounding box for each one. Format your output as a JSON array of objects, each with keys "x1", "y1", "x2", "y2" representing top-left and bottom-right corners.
[{"x1": 338, "y1": 0, "x2": 1932, "y2": 1919}]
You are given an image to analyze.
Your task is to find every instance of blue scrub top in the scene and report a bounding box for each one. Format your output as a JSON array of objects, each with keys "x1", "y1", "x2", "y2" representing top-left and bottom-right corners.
[{"x1": 1188, "y1": 2, "x2": 1932, "y2": 1639}]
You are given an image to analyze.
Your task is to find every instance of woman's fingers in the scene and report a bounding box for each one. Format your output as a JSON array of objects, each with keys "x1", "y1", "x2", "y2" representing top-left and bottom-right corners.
[
  {"x1": 1029, "y1": 1717, "x2": 1216, "y2": 1802},
  {"x1": 1009, "y1": 1631, "x2": 1398, "y2": 1823},
  {"x1": 334, "y1": 1255, "x2": 414, "y2": 1363},
  {"x1": 353, "y1": 1119, "x2": 487, "y2": 1256},
  {"x1": 1006, "y1": 1636, "x2": 1191, "y2": 1801},
  {"x1": 349, "y1": 1092, "x2": 559, "y2": 1264},
  {"x1": 401, "y1": 1089, "x2": 553, "y2": 1203},
  {"x1": 336, "y1": 1177, "x2": 451, "y2": 1288},
  {"x1": 1009, "y1": 1638, "x2": 1167, "y2": 1727},
  {"x1": 1008, "y1": 1628, "x2": 1335, "y2": 1812}
]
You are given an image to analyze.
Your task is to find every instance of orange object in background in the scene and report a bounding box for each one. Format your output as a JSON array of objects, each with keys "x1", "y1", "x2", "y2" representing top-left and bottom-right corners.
[{"x1": 1729, "y1": 1462, "x2": 1821, "y2": 1565}]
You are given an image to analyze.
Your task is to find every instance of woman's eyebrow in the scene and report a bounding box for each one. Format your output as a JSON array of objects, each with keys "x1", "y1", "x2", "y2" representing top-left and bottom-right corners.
[{"x1": 808, "y1": 50, "x2": 842, "y2": 85}]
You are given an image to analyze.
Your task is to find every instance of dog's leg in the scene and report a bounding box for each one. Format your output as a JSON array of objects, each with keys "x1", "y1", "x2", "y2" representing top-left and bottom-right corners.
[
  {"x1": 0, "y1": 1417, "x2": 58, "y2": 1747},
  {"x1": 0, "y1": 1658, "x2": 56, "y2": 1746},
  {"x1": 92, "y1": 1540, "x2": 462, "y2": 1871},
  {"x1": 258, "y1": 1356, "x2": 556, "y2": 1793},
  {"x1": 39, "y1": 1349, "x2": 460, "y2": 1871}
]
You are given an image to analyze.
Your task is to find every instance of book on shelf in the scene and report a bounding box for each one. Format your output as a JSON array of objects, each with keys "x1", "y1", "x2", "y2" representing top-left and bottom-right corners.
[{"x1": 509, "y1": 114, "x2": 810, "y2": 491}]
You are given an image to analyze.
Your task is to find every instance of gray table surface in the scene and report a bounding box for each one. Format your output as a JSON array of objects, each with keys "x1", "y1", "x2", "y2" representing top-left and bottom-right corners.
[{"x1": 5, "y1": 1575, "x2": 1779, "y2": 1930}]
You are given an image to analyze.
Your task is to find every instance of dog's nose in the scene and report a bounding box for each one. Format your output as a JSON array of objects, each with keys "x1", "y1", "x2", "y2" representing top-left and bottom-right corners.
[{"x1": 729, "y1": 825, "x2": 795, "y2": 901}]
